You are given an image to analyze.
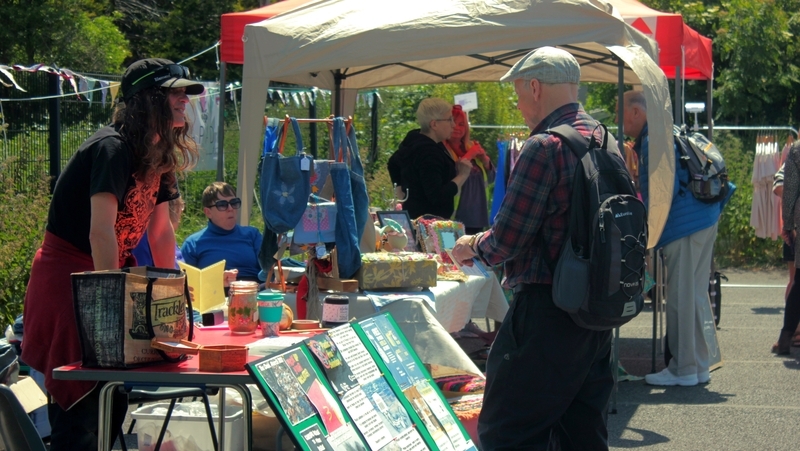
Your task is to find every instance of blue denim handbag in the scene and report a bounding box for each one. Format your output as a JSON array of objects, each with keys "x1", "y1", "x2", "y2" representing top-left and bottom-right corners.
[
  {"x1": 329, "y1": 118, "x2": 370, "y2": 279},
  {"x1": 259, "y1": 116, "x2": 312, "y2": 233}
]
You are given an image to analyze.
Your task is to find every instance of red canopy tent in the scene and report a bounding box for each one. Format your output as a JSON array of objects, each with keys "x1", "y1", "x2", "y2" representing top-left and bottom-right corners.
[
  {"x1": 220, "y1": 0, "x2": 311, "y2": 65},
  {"x1": 613, "y1": 0, "x2": 713, "y2": 81}
]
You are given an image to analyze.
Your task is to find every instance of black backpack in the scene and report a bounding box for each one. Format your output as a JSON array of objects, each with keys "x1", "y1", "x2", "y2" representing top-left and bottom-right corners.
[
  {"x1": 674, "y1": 125, "x2": 730, "y2": 203},
  {"x1": 546, "y1": 124, "x2": 648, "y2": 331}
]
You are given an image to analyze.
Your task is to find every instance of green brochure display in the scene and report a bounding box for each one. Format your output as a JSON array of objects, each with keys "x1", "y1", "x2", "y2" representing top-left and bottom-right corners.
[{"x1": 246, "y1": 312, "x2": 477, "y2": 451}]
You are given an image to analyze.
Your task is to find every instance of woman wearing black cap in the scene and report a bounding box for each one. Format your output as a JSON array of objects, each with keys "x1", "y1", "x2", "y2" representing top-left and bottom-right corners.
[{"x1": 20, "y1": 58, "x2": 203, "y2": 450}]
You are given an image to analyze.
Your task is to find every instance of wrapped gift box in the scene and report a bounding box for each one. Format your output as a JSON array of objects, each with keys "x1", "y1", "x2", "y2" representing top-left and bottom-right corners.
[{"x1": 357, "y1": 252, "x2": 438, "y2": 289}]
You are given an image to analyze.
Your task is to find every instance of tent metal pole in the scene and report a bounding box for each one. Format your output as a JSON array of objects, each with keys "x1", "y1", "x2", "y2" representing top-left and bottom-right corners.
[
  {"x1": 309, "y1": 96, "x2": 318, "y2": 158},
  {"x1": 674, "y1": 67, "x2": 681, "y2": 125},
  {"x1": 217, "y1": 62, "x2": 227, "y2": 182},
  {"x1": 334, "y1": 70, "x2": 343, "y2": 118},
  {"x1": 370, "y1": 92, "x2": 379, "y2": 164},
  {"x1": 617, "y1": 58, "x2": 625, "y2": 154},
  {"x1": 707, "y1": 78, "x2": 713, "y2": 140}
]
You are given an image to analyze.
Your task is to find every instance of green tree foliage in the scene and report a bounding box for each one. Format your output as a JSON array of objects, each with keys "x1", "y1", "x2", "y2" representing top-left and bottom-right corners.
[
  {"x1": 123, "y1": 0, "x2": 260, "y2": 79},
  {"x1": 0, "y1": 159, "x2": 50, "y2": 326},
  {"x1": 0, "y1": 0, "x2": 129, "y2": 72},
  {"x1": 714, "y1": 0, "x2": 800, "y2": 123}
]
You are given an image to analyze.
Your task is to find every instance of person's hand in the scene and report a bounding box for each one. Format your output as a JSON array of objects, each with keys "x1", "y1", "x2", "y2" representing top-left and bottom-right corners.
[
  {"x1": 223, "y1": 269, "x2": 238, "y2": 287},
  {"x1": 456, "y1": 159, "x2": 472, "y2": 177},
  {"x1": 464, "y1": 142, "x2": 487, "y2": 163},
  {"x1": 452, "y1": 235, "x2": 477, "y2": 266},
  {"x1": 782, "y1": 229, "x2": 796, "y2": 248}
]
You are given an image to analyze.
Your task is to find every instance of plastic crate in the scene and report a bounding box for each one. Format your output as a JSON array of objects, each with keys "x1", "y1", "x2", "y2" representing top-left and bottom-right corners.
[{"x1": 132, "y1": 401, "x2": 243, "y2": 451}]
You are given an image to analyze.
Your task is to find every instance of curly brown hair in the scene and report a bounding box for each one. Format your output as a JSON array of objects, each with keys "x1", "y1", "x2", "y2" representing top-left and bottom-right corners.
[{"x1": 112, "y1": 85, "x2": 199, "y2": 186}]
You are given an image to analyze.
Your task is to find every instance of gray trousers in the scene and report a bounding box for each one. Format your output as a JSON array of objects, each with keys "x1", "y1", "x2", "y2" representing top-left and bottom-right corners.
[{"x1": 662, "y1": 223, "x2": 718, "y2": 377}]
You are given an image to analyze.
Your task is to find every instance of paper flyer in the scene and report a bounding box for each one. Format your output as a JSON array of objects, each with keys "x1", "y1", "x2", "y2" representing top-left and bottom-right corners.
[
  {"x1": 326, "y1": 424, "x2": 368, "y2": 451},
  {"x1": 417, "y1": 380, "x2": 470, "y2": 451},
  {"x1": 306, "y1": 333, "x2": 358, "y2": 394},
  {"x1": 444, "y1": 249, "x2": 489, "y2": 278},
  {"x1": 341, "y1": 387, "x2": 394, "y2": 450},
  {"x1": 403, "y1": 385, "x2": 455, "y2": 451},
  {"x1": 254, "y1": 354, "x2": 316, "y2": 425},
  {"x1": 300, "y1": 424, "x2": 335, "y2": 451},
  {"x1": 306, "y1": 379, "x2": 346, "y2": 434},
  {"x1": 328, "y1": 325, "x2": 381, "y2": 384},
  {"x1": 390, "y1": 427, "x2": 428, "y2": 451},
  {"x1": 360, "y1": 316, "x2": 426, "y2": 390},
  {"x1": 361, "y1": 378, "x2": 413, "y2": 436}
]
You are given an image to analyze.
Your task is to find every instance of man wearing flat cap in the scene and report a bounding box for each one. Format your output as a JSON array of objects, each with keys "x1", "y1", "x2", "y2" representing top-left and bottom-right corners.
[{"x1": 452, "y1": 47, "x2": 614, "y2": 450}]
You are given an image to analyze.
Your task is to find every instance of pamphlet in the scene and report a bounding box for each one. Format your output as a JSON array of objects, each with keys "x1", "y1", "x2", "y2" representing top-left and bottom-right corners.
[
  {"x1": 360, "y1": 316, "x2": 427, "y2": 390},
  {"x1": 341, "y1": 387, "x2": 394, "y2": 450},
  {"x1": 306, "y1": 334, "x2": 358, "y2": 394},
  {"x1": 327, "y1": 325, "x2": 381, "y2": 384},
  {"x1": 444, "y1": 249, "x2": 489, "y2": 278},
  {"x1": 177, "y1": 259, "x2": 226, "y2": 313},
  {"x1": 254, "y1": 353, "x2": 316, "y2": 425}
]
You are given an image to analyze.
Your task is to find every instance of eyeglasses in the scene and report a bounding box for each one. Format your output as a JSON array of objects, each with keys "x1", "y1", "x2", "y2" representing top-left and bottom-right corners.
[
  {"x1": 131, "y1": 64, "x2": 191, "y2": 88},
  {"x1": 435, "y1": 117, "x2": 454, "y2": 123},
  {"x1": 207, "y1": 198, "x2": 242, "y2": 211}
]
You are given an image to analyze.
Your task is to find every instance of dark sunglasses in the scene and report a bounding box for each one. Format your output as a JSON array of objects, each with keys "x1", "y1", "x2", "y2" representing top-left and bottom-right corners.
[
  {"x1": 207, "y1": 198, "x2": 241, "y2": 211},
  {"x1": 131, "y1": 64, "x2": 191, "y2": 88}
]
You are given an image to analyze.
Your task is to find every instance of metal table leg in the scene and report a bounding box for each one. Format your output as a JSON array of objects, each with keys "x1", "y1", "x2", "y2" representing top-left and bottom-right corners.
[{"x1": 98, "y1": 381, "x2": 123, "y2": 451}]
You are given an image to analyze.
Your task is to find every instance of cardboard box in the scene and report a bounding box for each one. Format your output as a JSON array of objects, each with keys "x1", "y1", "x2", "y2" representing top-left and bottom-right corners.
[
  {"x1": 356, "y1": 252, "x2": 438, "y2": 289},
  {"x1": 9, "y1": 376, "x2": 47, "y2": 414}
]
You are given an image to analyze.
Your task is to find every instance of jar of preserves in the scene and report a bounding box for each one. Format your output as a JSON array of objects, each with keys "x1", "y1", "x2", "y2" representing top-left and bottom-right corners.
[{"x1": 227, "y1": 281, "x2": 259, "y2": 334}]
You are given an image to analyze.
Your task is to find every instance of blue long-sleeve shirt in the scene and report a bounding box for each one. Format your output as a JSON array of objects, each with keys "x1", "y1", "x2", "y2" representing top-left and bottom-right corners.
[{"x1": 180, "y1": 221, "x2": 263, "y2": 279}]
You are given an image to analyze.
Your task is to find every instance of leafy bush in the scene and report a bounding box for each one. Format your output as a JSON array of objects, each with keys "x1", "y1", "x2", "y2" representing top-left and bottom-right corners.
[
  {"x1": 713, "y1": 131, "x2": 783, "y2": 268},
  {"x1": 0, "y1": 158, "x2": 50, "y2": 326}
]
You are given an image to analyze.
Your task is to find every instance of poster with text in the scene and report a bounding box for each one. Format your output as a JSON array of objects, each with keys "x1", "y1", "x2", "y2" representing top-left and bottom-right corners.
[
  {"x1": 328, "y1": 325, "x2": 381, "y2": 384},
  {"x1": 360, "y1": 316, "x2": 427, "y2": 390},
  {"x1": 306, "y1": 333, "x2": 358, "y2": 394}
]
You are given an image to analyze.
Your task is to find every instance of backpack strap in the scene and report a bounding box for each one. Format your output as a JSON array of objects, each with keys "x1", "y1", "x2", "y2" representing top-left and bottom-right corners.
[
  {"x1": 549, "y1": 124, "x2": 592, "y2": 159},
  {"x1": 534, "y1": 124, "x2": 600, "y2": 274},
  {"x1": 673, "y1": 130, "x2": 693, "y2": 196}
]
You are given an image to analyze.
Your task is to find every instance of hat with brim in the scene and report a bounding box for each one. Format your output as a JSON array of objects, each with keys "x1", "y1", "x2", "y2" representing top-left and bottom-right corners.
[{"x1": 121, "y1": 58, "x2": 204, "y2": 101}]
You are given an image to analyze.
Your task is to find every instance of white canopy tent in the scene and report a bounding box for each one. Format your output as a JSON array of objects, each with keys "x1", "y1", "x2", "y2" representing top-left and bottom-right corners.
[{"x1": 237, "y1": 0, "x2": 674, "y2": 248}]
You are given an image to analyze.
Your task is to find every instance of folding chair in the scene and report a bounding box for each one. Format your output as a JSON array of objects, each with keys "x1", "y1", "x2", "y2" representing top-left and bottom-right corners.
[{"x1": 0, "y1": 384, "x2": 47, "y2": 451}]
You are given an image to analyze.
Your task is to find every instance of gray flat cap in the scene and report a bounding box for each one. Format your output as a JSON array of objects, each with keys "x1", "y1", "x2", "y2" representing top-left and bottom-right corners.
[{"x1": 500, "y1": 47, "x2": 581, "y2": 84}]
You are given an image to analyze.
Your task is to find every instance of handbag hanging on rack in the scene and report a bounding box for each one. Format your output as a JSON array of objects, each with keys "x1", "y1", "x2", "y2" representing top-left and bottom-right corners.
[
  {"x1": 293, "y1": 194, "x2": 337, "y2": 245},
  {"x1": 328, "y1": 117, "x2": 370, "y2": 279},
  {"x1": 258, "y1": 116, "x2": 313, "y2": 273}
]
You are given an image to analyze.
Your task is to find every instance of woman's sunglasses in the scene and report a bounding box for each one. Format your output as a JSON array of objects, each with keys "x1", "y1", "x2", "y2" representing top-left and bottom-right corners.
[{"x1": 207, "y1": 198, "x2": 242, "y2": 211}]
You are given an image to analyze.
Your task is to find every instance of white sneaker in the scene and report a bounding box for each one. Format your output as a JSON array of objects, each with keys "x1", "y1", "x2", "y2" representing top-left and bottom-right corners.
[
  {"x1": 645, "y1": 368, "x2": 698, "y2": 386},
  {"x1": 697, "y1": 370, "x2": 711, "y2": 384}
]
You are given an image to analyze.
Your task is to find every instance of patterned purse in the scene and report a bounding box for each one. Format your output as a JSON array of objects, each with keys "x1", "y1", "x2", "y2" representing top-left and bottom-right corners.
[{"x1": 293, "y1": 195, "x2": 337, "y2": 244}]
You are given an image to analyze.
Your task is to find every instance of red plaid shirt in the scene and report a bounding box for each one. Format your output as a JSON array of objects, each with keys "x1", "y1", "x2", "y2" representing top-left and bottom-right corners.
[{"x1": 476, "y1": 103, "x2": 601, "y2": 288}]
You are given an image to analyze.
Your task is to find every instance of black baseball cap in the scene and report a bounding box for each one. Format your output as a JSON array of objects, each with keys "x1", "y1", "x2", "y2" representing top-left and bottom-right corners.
[{"x1": 121, "y1": 58, "x2": 204, "y2": 101}]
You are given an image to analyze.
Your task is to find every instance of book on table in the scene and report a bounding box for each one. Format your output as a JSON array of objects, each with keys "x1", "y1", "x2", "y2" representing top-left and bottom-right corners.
[{"x1": 177, "y1": 260, "x2": 226, "y2": 313}]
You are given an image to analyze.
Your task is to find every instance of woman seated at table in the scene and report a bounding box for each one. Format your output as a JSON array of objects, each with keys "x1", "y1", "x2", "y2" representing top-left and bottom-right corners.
[
  {"x1": 444, "y1": 105, "x2": 496, "y2": 235},
  {"x1": 387, "y1": 97, "x2": 472, "y2": 219}
]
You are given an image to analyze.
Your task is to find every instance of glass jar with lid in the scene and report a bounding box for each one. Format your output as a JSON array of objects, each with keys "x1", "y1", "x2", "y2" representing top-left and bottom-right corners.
[{"x1": 227, "y1": 281, "x2": 259, "y2": 334}]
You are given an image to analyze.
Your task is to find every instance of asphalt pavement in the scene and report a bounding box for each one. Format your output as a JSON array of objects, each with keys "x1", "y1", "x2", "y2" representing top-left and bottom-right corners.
[{"x1": 608, "y1": 268, "x2": 800, "y2": 450}]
